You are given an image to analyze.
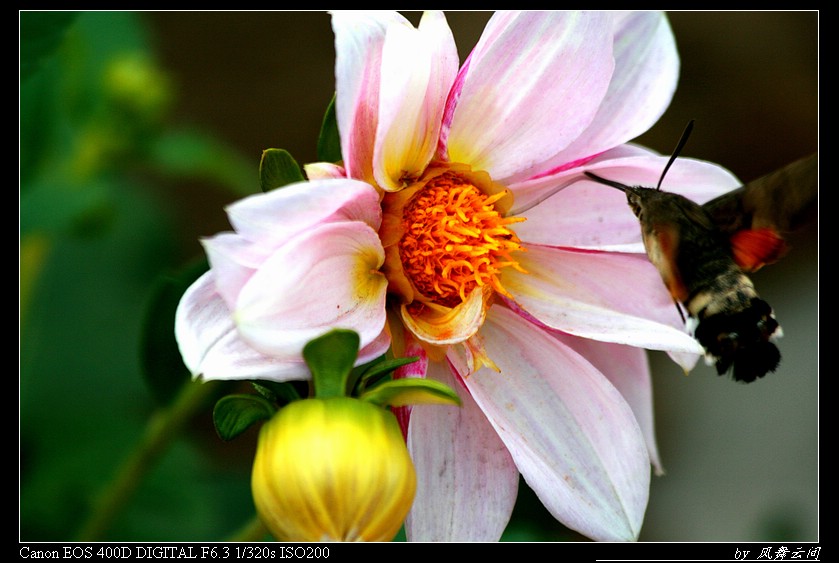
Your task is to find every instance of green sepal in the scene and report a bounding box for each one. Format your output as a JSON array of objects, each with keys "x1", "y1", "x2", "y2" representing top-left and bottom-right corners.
[
  {"x1": 259, "y1": 148, "x2": 304, "y2": 192},
  {"x1": 359, "y1": 378, "x2": 462, "y2": 408},
  {"x1": 350, "y1": 356, "x2": 419, "y2": 394},
  {"x1": 251, "y1": 380, "x2": 301, "y2": 406},
  {"x1": 303, "y1": 329, "x2": 360, "y2": 399},
  {"x1": 316, "y1": 93, "x2": 342, "y2": 163},
  {"x1": 213, "y1": 394, "x2": 277, "y2": 441}
]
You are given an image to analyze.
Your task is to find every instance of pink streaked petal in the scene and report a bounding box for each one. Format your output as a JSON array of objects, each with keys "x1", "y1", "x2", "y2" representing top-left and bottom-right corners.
[
  {"x1": 225, "y1": 179, "x2": 382, "y2": 247},
  {"x1": 331, "y1": 11, "x2": 410, "y2": 184},
  {"x1": 551, "y1": 332, "x2": 663, "y2": 475},
  {"x1": 512, "y1": 146, "x2": 742, "y2": 251},
  {"x1": 511, "y1": 12, "x2": 680, "y2": 180},
  {"x1": 175, "y1": 272, "x2": 309, "y2": 381},
  {"x1": 446, "y1": 11, "x2": 614, "y2": 182},
  {"x1": 582, "y1": 152, "x2": 742, "y2": 205},
  {"x1": 406, "y1": 357, "x2": 519, "y2": 542},
  {"x1": 506, "y1": 143, "x2": 648, "y2": 217},
  {"x1": 466, "y1": 306, "x2": 650, "y2": 541},
  {"x1": 504, "y1": 246, "x2": 704, "y2": 363},
  {"x1": 303, "y1": 161, "x2": 347, "y2": 180},
  {"x1": 374, "y1": 11, "x2": 458, "y2": 191},
  {"x1": 235, "y1": 221, "x2": 388, "y2": 358}
]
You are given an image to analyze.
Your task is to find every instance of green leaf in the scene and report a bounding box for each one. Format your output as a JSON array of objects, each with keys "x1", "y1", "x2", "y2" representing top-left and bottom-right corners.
[
  {"x1": 316, "y1": 94, "x2": 342, "y2": 163},
  {"x1": 20, "y1": 11, "x2": 78, "y2": 81},
  {"x1": 140, "y1": 258, "x2": 209, "y2": 405},
  {"x1": 360, "y1": 378, "x2": 462, "y2": 408},
  {"x1": 148, "y1": 129, "x2": 258, "y2": 197},
  {"x1": 259, "y1": 148, "x2": 304, "y2": 192},
  {"x1": 251, "y1": 381, "x2": 302, "y2": 406},
  {"x1": 349, "y1": 356, "x2": 419, "y2": 393},
  {"x1": 213, "y1": 394, "x2": 277, "y2": 441},
  {"x1": 303, "y1": 329, "x2": 360, "y2": 399}
]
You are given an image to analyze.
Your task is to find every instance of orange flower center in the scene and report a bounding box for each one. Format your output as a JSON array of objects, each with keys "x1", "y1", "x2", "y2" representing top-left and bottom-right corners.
[{"x1": 397, "y1": 172, "x2": 525, "y2": 308}]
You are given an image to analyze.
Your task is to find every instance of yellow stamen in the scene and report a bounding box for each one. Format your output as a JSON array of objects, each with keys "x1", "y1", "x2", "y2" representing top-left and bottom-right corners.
[{"x1": 398, "y1": 172, "x2": 525, "y2": 308}]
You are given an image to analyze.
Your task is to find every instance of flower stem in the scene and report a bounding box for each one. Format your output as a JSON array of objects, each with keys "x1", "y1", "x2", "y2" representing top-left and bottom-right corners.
[{"x1": 75, "y1": 379, "x2": 220, "y2": 541}]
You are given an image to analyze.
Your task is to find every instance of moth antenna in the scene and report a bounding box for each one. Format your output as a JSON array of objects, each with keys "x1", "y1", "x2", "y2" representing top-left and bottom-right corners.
[{"x1": 656, "y1": 119, "x2": 695, "y2": 191}]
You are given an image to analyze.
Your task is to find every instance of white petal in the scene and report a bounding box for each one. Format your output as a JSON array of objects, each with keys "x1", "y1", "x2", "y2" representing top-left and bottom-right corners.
[
  {"x1": 175, "y1": 272, "x2": 309, "y2": 381},
  {"x1": 374, "y1": 11, "x2": 458, "y2": 191},
  {"x1": 446, "y1": 11, "x2": 614, "y2": 181},
  {"x1": 235, "y1": 221, "x2": 388, "y2": 358},
  {"x1": 225, "y1": 178, "x2": 382, "y2": 248},
  {"x1": 201, "y1": 233, "x2": 263, "y2": 310},
  {"x1": 504, "y1": 245, "x2": 704, "y2": 360},
  {"x1": 524, "y1": 12, "x2": 680, "y2": 177},
  {"x1": 466, "y1": 306, "x2": 651, "y2": 541},
  {"x1": 551, "y1": 332, "x2": 664, "y2": 475},
  {"x1": 406, "y1": 357, "x2": 519, "y2": 541}
]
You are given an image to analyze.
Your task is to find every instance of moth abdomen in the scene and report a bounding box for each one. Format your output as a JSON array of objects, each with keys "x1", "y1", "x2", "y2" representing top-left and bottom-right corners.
[{"x1": 693, "y1": 297, "x2": 781, "y2": 383}]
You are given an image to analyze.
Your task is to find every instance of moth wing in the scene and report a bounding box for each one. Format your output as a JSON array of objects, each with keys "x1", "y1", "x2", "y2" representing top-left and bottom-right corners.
[
  {"x1": 643, "y1": 222, "x2": 690, "y2": 304},
  {"x1": 729, "y1": 227, "x2": 787, "y2": 272},
  {"x1": 703, "y1": 153, "x2": 817, "y2": 234},
  {"x1": 703, "y1": 153, "x2": 816, "y2": 271}
]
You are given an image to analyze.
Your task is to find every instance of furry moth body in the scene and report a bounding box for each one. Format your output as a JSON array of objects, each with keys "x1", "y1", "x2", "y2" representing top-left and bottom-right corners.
[{"x1": 584, "y1": 124, "x2": 816, "y2": 382}]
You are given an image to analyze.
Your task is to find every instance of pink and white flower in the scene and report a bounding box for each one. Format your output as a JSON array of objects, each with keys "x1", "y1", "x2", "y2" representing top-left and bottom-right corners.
[{"x1": 176, "y1": 10, "x2": 739, "y2": 541}]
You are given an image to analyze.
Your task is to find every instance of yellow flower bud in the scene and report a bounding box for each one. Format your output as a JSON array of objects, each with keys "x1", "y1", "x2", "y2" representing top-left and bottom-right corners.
[{"x1": 251, "y1": 397, "x2": 416, "y2": 542}]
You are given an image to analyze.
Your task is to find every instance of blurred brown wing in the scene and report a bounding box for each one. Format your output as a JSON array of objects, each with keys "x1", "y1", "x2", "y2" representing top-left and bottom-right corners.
[{"x1": 702, "y1": 153, "x2": 817, "y2": 270}]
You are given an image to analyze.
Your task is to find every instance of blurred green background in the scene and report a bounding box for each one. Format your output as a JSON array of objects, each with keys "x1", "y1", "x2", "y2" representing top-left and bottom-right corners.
[{"x1": 19, "y1": 11, "x2": 817, "y2": 542}]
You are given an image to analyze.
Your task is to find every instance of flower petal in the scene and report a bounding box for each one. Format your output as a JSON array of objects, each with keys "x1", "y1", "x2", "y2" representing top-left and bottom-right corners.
[
  {"x1": 235, "y1": 221, "x2": 389, "y2": 358},
  {"x1": 551, "y1": 332, "x2": 663, "y2": 475},
  {"x1": 175, "y1": 272, "x2": 309, "y2": 381},
  {"x1": 405, "y1": 356, "x2": 519, "y2": 541},
  {"x1": 400, "y1": 286, "x2": 488, "y2": 346},
  {"x1": 200, "y1": 232, "x2": 264, "y2": 310},
  {"x1": 225, "y1": 179, "x2": 382, "y2": 248},
  {"x1": 511, "y1": 146, "x2": 741, "y2": 251},
  {"x1": 303, "y1": 162, "x2": 347, "y2": 180},
  {"x1": 504, "y1": 245, "x2": 704, "y2": 363},
  {"x1": 331, "y1": 11, "x2": 410, "y2": 184},
  {"x1": 522, "y1": 11, "x2": 680, "y2": 176},
  {"x1": 465, "y1": 306, "x2": 650, "y2": 541},
  {"x1": 374, "y1": 11, "x2": 458, "y2": 191},
  {"x1": 445, "y1": 11, "x2": 614, "y2": 181}
]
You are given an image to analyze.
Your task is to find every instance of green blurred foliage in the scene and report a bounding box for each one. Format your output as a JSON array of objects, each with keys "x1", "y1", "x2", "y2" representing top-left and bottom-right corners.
[{"x1": 20, "y1": 12, "x2": 259, "y2": 541}]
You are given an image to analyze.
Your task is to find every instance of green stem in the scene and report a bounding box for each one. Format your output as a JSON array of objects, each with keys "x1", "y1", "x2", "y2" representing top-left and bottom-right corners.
[{"x1": 75, "y1": 380, "x2": 220, "y2": 541}]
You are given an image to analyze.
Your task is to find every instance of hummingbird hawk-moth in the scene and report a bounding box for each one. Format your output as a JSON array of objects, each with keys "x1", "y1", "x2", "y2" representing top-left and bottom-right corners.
[{"x1": 585, "y1": 122, "x2": 817, "y2": 383}]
